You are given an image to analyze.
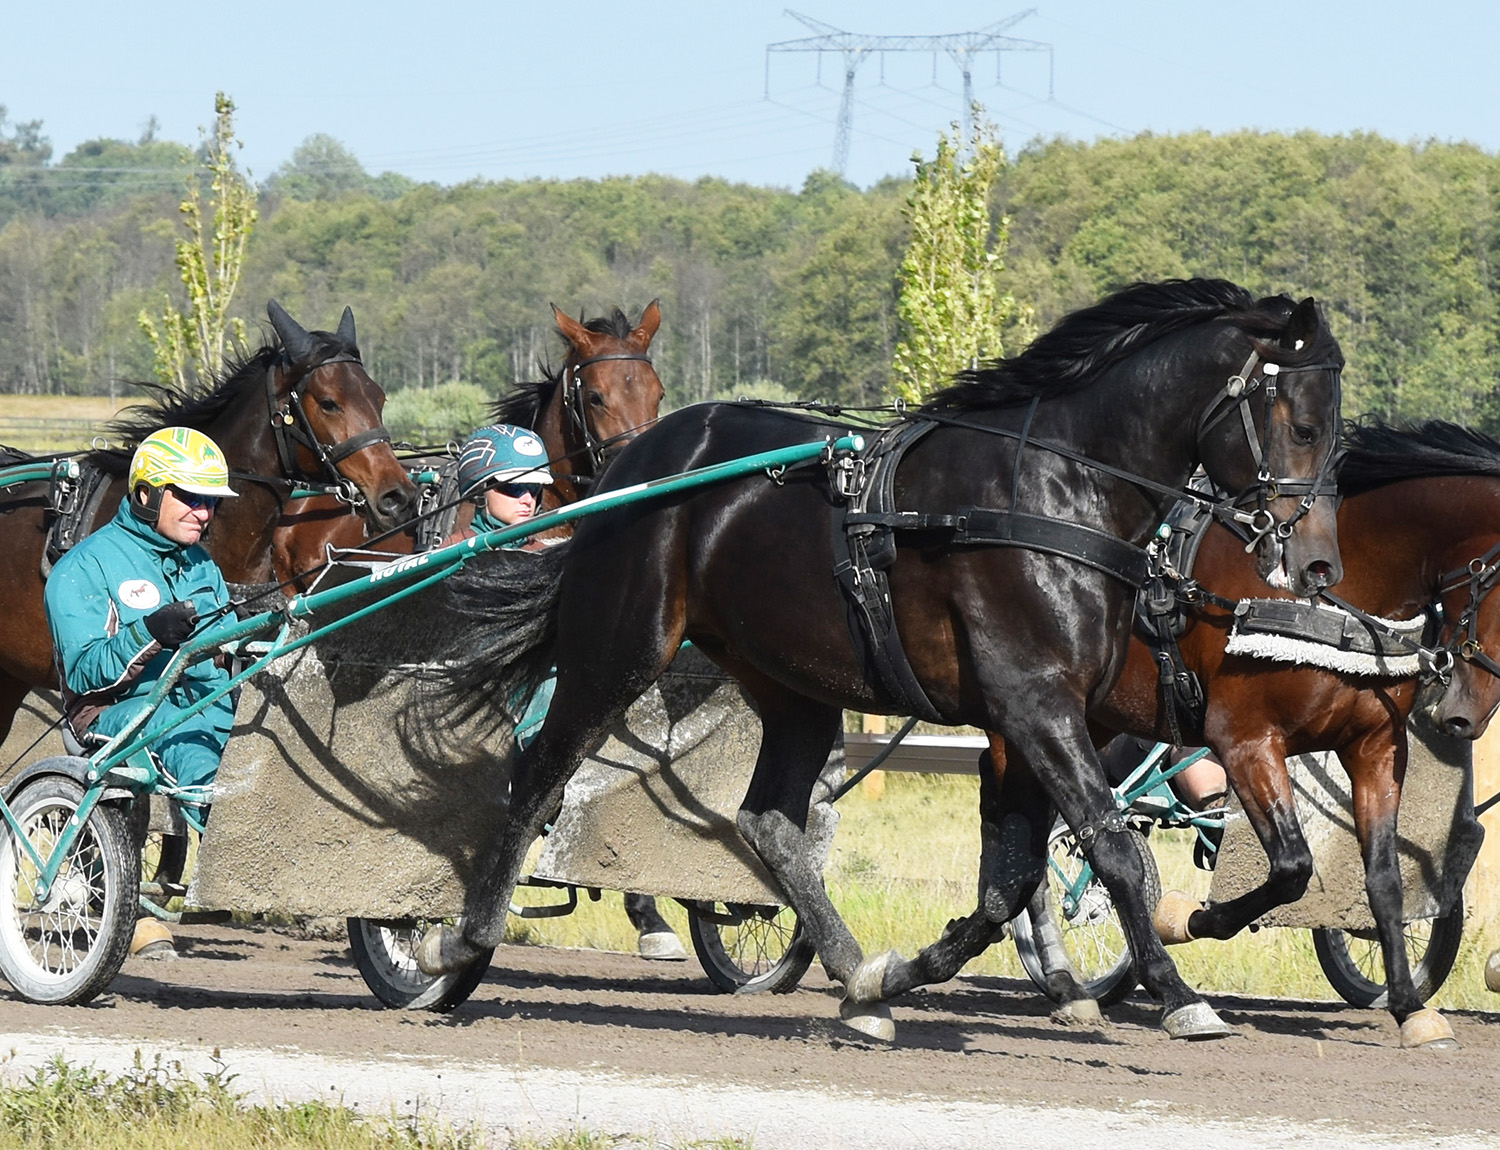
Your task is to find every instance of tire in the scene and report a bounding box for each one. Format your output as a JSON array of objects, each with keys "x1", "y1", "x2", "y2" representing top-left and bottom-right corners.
[
  {"x1": 1013, "y1": 820, "x2": 1161, "y2": 1009},
  {"x1": 686, "y1": 902, "x2": 812, "y2": 994},
  {"x1": 346, "y1": 917, "x2": 493, "y2": 1011},
  {"x1": 1311, "y1": 894, "x2": 1465, "y2": 1008},
  {"x1": 0, "y1": 776, "x2": 139, "y2": 1005}
]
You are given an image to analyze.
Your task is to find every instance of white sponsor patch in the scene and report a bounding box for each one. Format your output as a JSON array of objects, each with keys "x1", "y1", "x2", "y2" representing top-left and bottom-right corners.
[
  {"x1": 515, "y1": 433, "x2": 545, "y2": 456},
  {"x1": 118, "y1": 579, "x2": 161, "y2": 610}
]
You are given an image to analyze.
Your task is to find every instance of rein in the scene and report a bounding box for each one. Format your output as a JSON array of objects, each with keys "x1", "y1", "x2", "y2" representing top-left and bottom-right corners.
[{"x1": 264, "y1": 354, "x2": 394, "y2": 508}]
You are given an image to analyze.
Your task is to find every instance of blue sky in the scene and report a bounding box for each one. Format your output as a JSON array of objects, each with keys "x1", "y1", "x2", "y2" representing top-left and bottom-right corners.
[{"x1": 7, "y1": 1, "x2": 1498, "y2": 190}]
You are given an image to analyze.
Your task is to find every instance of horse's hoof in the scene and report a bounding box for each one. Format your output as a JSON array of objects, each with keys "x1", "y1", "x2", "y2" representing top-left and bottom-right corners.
[
  {"x1": 1154, "y1": 890, "x2": 1202, "y2": 945},
  {"x1": 130, "y1": 918, "x2": 177, "y2": 960},
  {"x1": 846, "y1": 950, "x2": 898, "y2": 1004},
  {"x1": 1162, "y1": 1001, "x2": 1235, "y2": 1040},
  {"x1": 1484, "y1": 949, "x2": 1500, "y2": 993},
  {"x1": 1400, "y1": 1008, "x2": 1458, "y2": 1050},
  {"x1": 416, "y1": 924, "x2": 483, "y2": 976},
  {"x1": 1051, "y1": 997, "x2": 1105, "y2": 1026},
  {"x1": 638, "y1": 930, "x2": 688, "y2": 961},
  {"x1": 838, "y1": 998, "x2": 896, "y2": 1042}
]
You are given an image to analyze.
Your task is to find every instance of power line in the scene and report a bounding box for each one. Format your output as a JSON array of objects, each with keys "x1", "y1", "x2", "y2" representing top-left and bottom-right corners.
[{"x1": 765, "y1": 9, "x2": 1054, "y2": 175}]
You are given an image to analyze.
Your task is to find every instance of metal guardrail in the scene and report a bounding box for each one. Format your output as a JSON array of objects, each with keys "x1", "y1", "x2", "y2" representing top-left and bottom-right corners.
[{"x1": 843, "y1": 731, "x2": 986, "y2": 775}]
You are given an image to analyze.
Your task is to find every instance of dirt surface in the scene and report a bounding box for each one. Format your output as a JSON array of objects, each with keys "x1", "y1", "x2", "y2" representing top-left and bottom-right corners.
[{"x1": 1, "y1": 923, "x2": 1497, "y2": 1144}]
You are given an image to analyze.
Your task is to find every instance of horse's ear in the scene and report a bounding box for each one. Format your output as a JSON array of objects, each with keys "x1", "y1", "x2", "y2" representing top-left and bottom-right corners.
[
  {"x1": 1281, "y1": 297, "x2": 1320, "y2": 351},
  {"x1": 630, "y1": 299, "x2": 662, "y2": 348},
  {"x1": 551, "y1": 302, "x2": 592, "y2": 351},
  {"x1": 268, "y1": 299, "x2": 315, "y2": 363},
  {"x1": 335, "y1": 306, "x2": 357, "y2": 349}
]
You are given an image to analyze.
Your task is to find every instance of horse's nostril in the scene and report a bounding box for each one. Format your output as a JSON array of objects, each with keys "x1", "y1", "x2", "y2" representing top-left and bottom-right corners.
[{"x1": 1444, "y1": 716, "x2": 1473, "y2": 738}]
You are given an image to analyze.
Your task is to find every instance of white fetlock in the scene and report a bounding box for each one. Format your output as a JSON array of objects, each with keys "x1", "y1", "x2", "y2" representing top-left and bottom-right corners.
[
  {"x1": 1484, "y1": 949, "x2": 1500, "y2": 994},
  {"x1": 637, "y1": 930, "x2": 688, "y2": 961},
  {"x1": 1154, "y1": 890, "x2": 1203, "y2": 945},
  {"x1": 838, "y1": 998, "x2": 896, "y2": 1042},
  {"x1": 1052, "y1": 997, "x2": 1104, "y2": 1026},
  {"x1": 1399, "y1": 1007, "x2": 1458, "y2": 1050},
  {"x1": 1162, "y1": 1001, "x2": 1235, "y2": 1040},
  {"x1": 846, "y1": 950, "x2": 898, "y2": 1004}
]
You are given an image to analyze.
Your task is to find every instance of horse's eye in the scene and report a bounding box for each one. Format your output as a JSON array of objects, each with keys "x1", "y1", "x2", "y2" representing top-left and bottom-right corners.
[
  {"x1": 1291, "y1": 424, "x2": 1319, "y2": 445},
  {"x1": 317, "y1": 398, "x2": 341, "y2": 414},
  {"x1": 588, "y1": 392, "x2": 605, "y2": 407}
]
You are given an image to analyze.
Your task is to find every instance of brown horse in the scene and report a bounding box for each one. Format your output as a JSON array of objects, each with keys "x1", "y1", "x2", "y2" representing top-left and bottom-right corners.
[
  {"x1": 271, "y1": 301, "x2": 664, "y2": 589},
  {"x1": 864, "y1": 419, "x2": 1496, "y2": 1049},
  {"x1": 0, "y1": 301, "x2": 415, "y2": 746}
]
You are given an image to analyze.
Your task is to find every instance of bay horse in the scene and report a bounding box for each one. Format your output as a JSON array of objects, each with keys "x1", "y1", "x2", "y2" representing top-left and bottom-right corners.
[
  {"x1": 424, "y1": 279, "x2": 1345, "y2": 1040},
  {"x1": 0, "y1": 301, "x2": 415, "y2": 747},
  {"x1": 268, "y1": 301, "x2": 675, "y2": 953},
  {"x1": 874, "y1": 419, "x2": 1499, "y2": 1049},
  {"x1": 270, "y1": 301, "x2": 664, "y2": 588}
]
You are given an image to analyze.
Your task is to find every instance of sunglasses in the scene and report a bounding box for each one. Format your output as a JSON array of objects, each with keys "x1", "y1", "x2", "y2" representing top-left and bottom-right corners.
[
  {"x1": 168, "y1": 486, "x2": 220, "y2": 512},
  {"x1": 493, "y1": 482, "x2": 543, "y2": 500}
]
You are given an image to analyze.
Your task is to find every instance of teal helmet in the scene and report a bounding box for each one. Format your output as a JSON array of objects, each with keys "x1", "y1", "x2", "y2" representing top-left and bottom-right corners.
[{"x1": 457, "y1": 424, "x2": 554, "y2": 497}]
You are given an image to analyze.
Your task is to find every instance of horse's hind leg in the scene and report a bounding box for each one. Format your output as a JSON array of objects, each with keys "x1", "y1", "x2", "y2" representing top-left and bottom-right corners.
[
  {"x1": 624, "y1": 893, "x2": 686, "y2": 960},
  {"x1": 423, "y1": 635, "x2": 679, "y2": 973}
]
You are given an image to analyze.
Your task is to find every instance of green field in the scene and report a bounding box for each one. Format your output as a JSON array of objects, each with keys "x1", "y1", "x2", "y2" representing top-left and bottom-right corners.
[{"x1": 0, "y1": 395, "x2": 132, "y2": 453}]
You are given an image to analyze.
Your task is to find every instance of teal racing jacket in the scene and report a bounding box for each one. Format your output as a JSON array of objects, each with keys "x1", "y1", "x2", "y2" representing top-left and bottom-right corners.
[{"x1": 44, "y1": 497, "x2": 235, "y2": 790}]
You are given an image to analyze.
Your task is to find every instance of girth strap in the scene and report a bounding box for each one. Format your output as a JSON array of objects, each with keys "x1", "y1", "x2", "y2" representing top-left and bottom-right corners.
[{"x1": 847, "y1": 508, "x2": 1153, "y2": 588}]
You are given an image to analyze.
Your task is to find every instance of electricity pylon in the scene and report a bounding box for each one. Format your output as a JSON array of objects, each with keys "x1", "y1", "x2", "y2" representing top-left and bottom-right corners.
[{"x1": 766, "y1": 10, "x2": 1054, "y2": 176}]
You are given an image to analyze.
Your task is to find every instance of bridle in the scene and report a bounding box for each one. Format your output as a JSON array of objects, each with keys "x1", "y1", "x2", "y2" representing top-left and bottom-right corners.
[
  {"x1": 263, "y1": 353, "x2": 394, "y2": 508},
  {"x1": 1433, "y1": 542, "x2": 1500, "y2": 682},
  {"x1": 559, "y1": 351, "x2": 654, "y2": 473},
  {"x1": 1194, "y1": 347, "x2": 1344, "y2": 552}
]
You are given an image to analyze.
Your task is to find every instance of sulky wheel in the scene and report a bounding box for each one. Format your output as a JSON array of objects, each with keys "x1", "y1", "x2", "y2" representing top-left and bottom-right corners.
[
  {"x1": 346, "y1": 917, "x2": 492, "y2": 1011},
  {"x1": 1311, "y1": 894, "x2": 1465, "y2": 1008},
  {"x1": 1012, "y1": 818, "x2": 1161, "y2": 1009},
  {"x1": 0, "y1": 776, "x2": 139, "y2": 1005},
  {"x1": 685, "y1": 901, "x2": 812, "y2": 994}
]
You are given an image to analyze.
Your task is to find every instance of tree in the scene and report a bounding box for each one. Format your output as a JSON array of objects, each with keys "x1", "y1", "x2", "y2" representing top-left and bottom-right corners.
[
  {"x1": 138, "y1": 93, "x2": 258, "y2": 389},
  {"x1": 892, "y1": 108, "x2": 1028, "y2": 404}
]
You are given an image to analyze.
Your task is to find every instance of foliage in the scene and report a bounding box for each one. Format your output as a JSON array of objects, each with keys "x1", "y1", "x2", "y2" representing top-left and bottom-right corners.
[
  {"x1": 138, "y1": 94, "x2": 259, "y2": 390},
  {"x1": 383, "y1": 381, "x2": 493, "y2": 444},
  {"x1": 264, "y1": 135, "x2": 419, "y2": 205},
  {"x1": 893, "y1": 108, "x2": 1029, "y2": 403}
]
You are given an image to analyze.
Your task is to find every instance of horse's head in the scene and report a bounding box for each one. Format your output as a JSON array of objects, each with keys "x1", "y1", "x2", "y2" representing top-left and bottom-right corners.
[
  {"x1": 266, "y1": 300, "x2": 417, "y2": 532},
  {"x1": 1197, "y1": 296, "x2": 1344, "y2": 598},
  {"x1": 1428, "y1": 537, "x2": 1500, "y2": 740},
  {"x1": 547, "y1": 300, "x2": 665, "y2": 498}
]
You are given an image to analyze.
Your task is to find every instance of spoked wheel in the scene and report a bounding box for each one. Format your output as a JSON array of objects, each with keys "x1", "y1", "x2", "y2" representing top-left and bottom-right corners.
[
  {"x1": 1013, "y1": 819, "x2": 1161, "y2": 1009},
  {"x1": 0, "y1": 776, "x2": 139, "y2": 1005},
  {"x1": 1311, "y1": 895, "x2": 1465, "y2": 1008},
  {"x1": 346, "y1": 917, "x2": 493, "y2": 1011},
  {"x1": 685, "y1": 901, "x2": 812, "y2": 994}
]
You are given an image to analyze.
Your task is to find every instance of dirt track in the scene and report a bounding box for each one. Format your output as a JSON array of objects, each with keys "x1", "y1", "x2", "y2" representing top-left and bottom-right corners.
[{"x1": 1, "y1": 923, "x2": 1497, "y2": 1145}]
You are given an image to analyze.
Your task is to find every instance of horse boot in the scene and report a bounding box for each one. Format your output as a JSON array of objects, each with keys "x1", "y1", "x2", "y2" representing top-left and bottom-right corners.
[{"x1": 130, "y1": 917, "x2": 176, "y2": 960}]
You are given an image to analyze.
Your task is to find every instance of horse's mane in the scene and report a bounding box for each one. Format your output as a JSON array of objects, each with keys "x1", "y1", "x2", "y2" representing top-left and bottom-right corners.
[
  {"x1": 489, "y1": 307, "x2": 637, "y2": 427},
  {"x1": 87, "y1": 329, "x2": 356, "y2": 477},
  {"x1": 922, "y1": 278, "x2": 1340, "y2": 413},
  {"x1": 1340, "y1": 418, "x2": 1500, "y2": 493}
]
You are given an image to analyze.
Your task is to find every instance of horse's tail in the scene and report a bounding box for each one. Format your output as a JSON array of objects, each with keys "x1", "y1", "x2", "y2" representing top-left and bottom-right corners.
[{"x1": 435, "y1": 541, "x2": 569, "y2": 731}]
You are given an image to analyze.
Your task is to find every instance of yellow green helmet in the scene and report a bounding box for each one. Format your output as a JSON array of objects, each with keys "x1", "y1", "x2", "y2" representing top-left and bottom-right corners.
[{"x1": 127, "y1": 428, "x2": 239, "y2": 498}]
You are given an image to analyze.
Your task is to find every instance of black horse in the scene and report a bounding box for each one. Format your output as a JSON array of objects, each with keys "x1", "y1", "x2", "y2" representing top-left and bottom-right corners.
[{"x1": 425, "y1": 279, "x2": 1345, "y2": 1039}]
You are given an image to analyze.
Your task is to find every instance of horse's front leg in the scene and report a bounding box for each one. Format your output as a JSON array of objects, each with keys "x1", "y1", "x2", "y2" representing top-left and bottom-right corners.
[
  {"x1": 1008, "y1": 710, "x2": 1229, "y2": 1038},
  {"x1": 1342, "y1": 726, "x2": 1458, "y2": 1049},
  {"x1": 1159, "y1": 732, "x2": 1313, "y2": 943}
]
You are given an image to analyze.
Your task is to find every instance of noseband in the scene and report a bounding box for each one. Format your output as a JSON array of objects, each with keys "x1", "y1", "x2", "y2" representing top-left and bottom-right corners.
[
  {"x1": 561, "y1": 351, "x2": 653, "y2": 472},
  {"x1": 1195, "y1": 348, "x2": 1343, "y2": 551},
  {"x1": 266, "y1": 354, "x2": 394, "y2": 508}
]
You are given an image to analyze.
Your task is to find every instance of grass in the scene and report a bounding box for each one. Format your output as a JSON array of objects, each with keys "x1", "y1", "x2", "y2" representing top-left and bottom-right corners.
[
  {"x1": 0, "y1": 395, "x2": 132, "y2": 452},
  {"x1": 0, "y1": 1052, "x2": 752, "y2": 1150},
  {"x1": 509, "y1": 770, "x2": 1500, "y2": 1011}
]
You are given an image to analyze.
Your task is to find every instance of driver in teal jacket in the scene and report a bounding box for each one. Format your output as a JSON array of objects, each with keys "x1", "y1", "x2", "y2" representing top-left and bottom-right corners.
[{"x1": 45, "y1": 427, "x2": 239, "y2": 804}]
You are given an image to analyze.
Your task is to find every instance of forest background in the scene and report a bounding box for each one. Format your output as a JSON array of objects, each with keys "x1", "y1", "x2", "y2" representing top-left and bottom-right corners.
[{"x1": 1, "y1": 111, "x2": 1496, "y2": 435}]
